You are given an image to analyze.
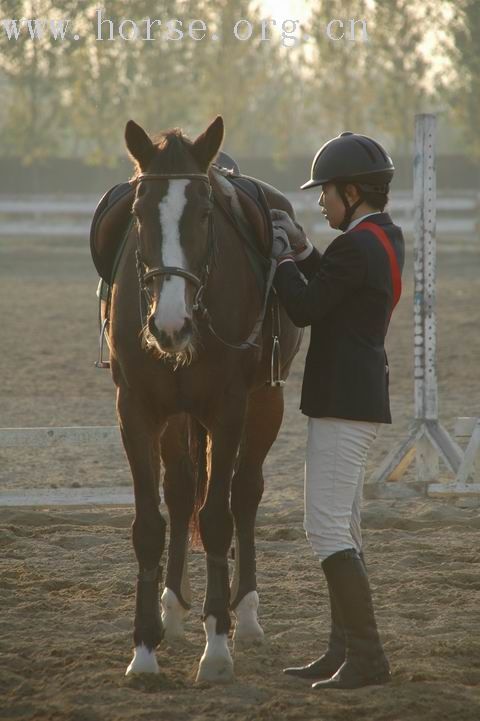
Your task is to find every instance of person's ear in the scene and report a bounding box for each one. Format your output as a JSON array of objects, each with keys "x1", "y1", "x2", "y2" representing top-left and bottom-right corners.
[{"x1": 344, "y1": 183, "x2": 360, "y2": 204}]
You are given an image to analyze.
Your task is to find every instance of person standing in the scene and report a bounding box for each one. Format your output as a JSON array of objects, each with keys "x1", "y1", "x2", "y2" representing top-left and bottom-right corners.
[{"x1": 270, "y1": 132, "x2": 404, "y2": 690}]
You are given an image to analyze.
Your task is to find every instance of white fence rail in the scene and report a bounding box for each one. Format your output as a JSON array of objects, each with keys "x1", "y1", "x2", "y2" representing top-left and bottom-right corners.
[
  {"x1": 0, "y1": 425, "x2": 120, "y2": 448},
  {"x1": 0, "y1": 425, "x2": 126, "y2": 507},
  {"x1": 0, "y1": 191, "x2": 479, "y2": 237}
]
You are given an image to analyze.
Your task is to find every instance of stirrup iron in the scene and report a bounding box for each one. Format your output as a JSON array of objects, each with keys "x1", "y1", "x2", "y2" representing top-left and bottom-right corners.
[
  {"x1": 95, "y1": 317, "x2": 110, "y2": 369},
  {"x1": 269, "y1": 335, "x2": 285, "y2": 387}
]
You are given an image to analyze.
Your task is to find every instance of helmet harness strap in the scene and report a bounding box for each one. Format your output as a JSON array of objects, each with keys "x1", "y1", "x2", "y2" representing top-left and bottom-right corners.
[
  {"x1": 336, "y1": 181, "x2": 390, "y2": 232},
  {"x1": 336, "y1": 183, "x2": 365, "y2": 232}
]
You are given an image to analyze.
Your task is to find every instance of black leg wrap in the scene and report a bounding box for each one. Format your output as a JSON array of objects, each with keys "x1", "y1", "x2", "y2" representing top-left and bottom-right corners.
[
  {"x1": 230, "y1": 531, "x2": 257, "y2": 609},
  {"x1": 203, "y1": 554, "x2": 231, "y2": 635},
  {"x1": 165, "y1": 530, "x2": 191, "y2": 610},
  {"x1": 133, "y1": 565, "x2": 164, "y2": 649}
]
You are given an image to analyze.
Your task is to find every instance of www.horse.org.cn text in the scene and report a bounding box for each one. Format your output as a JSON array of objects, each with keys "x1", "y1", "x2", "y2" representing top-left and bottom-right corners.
[{"x1": 0, "y1": 13, "x2": 369, "y2": 47}]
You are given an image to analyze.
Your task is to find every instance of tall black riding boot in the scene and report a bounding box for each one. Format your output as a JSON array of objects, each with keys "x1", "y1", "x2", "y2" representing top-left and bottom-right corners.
[
  {"x1": 283, "y1": 578, "x2": 345, "y2": 680},
  {"x1": 312, "y1": 548, "x2": 391, "y2": 690}
]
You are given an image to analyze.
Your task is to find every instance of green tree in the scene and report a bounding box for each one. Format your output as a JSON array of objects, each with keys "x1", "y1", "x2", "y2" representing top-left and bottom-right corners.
[
  {"x1": 444, "y1": 0, "x2": 480, "y2": 158},
  {"x1": 306, "y1": 0, "x2": 371, "y2": 138},
  {"x1": 0, "y1": 0, "x2": 82, "y2": 165},
  {"x1": 367, "y1": 0, "x2": 437, "y2": 155},
  {"x1": 65, "y1": 1, "x2": 194, "y2": 165},
  {"x1": 186, "y1": 0, "x2": 304, "y2": 157}
]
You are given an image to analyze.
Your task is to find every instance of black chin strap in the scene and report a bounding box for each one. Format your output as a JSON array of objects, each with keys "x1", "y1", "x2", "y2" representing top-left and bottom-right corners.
[{"x1": 337, "y1": 184, "x2": 365, "y2": 232}]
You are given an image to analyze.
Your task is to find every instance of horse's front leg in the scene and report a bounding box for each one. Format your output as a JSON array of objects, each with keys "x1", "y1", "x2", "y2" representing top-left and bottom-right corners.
[
  {"x1": 230, "y1": 386, "x2": 285, "y2": 647},
  {"x1": 117, "y1": 387, "x2": 167, "y2": 676},
  {"x1": 160, "y1": 414, "x2": 195, "y2": 643},
  {"x1": 196, "y1": 397, "x2": 247, "y2": 683}
]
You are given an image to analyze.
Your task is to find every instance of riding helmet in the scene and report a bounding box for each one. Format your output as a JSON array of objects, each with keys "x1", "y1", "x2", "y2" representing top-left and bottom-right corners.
[{"x1": 301, "y1": 132, "x2": 394, "y2": 192}]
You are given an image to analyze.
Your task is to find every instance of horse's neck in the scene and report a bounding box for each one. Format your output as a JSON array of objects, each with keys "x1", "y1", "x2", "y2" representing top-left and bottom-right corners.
[{"x1": 209, "y1": 167, "x2": 249, "y2": 229}]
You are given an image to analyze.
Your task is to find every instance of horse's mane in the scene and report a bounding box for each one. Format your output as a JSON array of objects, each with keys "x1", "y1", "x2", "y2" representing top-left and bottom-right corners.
[{"x1": 130, "y1": 128, "x2": 194, "y2": 180}]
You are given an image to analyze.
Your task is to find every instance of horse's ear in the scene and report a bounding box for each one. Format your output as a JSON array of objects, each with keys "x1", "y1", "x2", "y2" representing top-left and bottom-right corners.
[
  {"x1": 125, "y1": 120, "x2": 154, "y2": 169},
  {"x1": 191, "y1": 116, "x2": 225, "y2": 171}
]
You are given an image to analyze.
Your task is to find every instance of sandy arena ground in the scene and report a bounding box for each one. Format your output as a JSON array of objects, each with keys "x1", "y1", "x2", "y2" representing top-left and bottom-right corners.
[{"x1": 1, "y1": 230, "x2": 479, "y2": 720}]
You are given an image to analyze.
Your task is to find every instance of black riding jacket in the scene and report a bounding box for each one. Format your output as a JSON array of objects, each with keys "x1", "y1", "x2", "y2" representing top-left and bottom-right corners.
[{"x1": 273, "y1": 212, "x2": 405, "y2": 423}]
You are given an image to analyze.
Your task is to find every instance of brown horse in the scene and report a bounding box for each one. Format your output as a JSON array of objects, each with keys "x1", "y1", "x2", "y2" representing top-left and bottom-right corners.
[{"x1": 108, "y1": 115, "x2": 302, "y2": 682}]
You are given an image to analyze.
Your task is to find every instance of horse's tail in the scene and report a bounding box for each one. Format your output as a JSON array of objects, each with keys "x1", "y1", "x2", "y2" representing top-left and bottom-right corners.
[{"x1": 188, "y1": 415, "x2": 210, "y2": 548}]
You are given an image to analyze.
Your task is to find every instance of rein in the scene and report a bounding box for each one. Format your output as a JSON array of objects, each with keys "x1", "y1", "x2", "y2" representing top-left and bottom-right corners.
[{"x1": 131, "y1": 171, "x2": 275, "y2": 351}]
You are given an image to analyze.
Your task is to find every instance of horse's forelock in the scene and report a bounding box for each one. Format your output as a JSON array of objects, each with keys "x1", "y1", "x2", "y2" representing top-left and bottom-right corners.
[{"x1": 130, "y1": 129, "x2": 196, "y2": 179}]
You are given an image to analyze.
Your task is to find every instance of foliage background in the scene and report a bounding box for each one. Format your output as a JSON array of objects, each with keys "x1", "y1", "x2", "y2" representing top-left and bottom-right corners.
[{"x1": 0, "y1": 0, "x2": 477, "y2": 169}]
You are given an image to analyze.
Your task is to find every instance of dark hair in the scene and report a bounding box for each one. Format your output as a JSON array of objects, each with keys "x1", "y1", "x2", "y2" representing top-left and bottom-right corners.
[
  {"x1": 335, "y1": 180, "x2": 389, "y2": 212},
  {"x1": 359, "y1": 189, "x2": 389, "y2": 211}
]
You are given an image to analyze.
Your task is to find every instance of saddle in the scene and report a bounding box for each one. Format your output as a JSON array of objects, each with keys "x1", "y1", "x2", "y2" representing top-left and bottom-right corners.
[{"x1": 90, "y1": 165, "x2": 273, "y2": 288}]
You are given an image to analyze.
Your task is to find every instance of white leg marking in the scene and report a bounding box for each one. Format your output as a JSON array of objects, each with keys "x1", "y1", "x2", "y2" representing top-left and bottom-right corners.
[
  {"x1": 196, "y1": 616, "x2": 234, "y2": 683},
  {"x1": 161, "y1": 587, "x2": 190, "y2": 642},
  {"x1": 233, "y1": 591, "x2": 265, "y2": 647},
  {"x1": 125, "y1": 643, "x2": 159, "y2": 676},
  {"x1": 155, "y1": 180, "x2": 189, "y2": 335}
]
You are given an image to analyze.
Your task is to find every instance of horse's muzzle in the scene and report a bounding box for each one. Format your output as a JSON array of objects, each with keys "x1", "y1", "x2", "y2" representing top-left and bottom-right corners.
[{"x1": 148, "y1": 316, "x2": 193, "y2": 353}]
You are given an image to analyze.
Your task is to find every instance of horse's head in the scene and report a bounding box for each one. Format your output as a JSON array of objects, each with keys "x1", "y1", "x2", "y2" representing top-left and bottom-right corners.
[{"x1": 125, "y1": 115, "x2": 224, "y2": 366}]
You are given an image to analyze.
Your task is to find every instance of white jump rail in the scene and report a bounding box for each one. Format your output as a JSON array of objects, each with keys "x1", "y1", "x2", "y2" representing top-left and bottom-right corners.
[{"x1": 1, "y1": 191, "x2": 479, "y2": 237}]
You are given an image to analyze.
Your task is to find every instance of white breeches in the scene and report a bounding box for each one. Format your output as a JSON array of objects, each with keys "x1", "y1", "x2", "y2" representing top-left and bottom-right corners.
[{"x1": 304, "y1": 417, "x2": 379, "y2": 562}]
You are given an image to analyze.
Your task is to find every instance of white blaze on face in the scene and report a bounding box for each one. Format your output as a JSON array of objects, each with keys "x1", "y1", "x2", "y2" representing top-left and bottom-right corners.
[{"x1": 154, "y1": 179, "x2": 189, "y2": 335}]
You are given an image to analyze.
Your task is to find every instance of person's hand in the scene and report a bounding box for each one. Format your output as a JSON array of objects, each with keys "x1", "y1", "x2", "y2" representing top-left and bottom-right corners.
[
  {"x1": 270, "y1": 209, "x2": 310, "y2": 255},
  {"x1": 271, "y1": 226, "x2": 295, "y2": 265}
]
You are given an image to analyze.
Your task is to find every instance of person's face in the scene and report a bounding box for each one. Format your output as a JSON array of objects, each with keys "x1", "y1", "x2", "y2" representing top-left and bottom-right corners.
[
  {"x1": 318, "y1": 183, "x2": 358, "y2": 229},
  {"x1": 318, "y1": 183, "x2": 345, "y2": 229}
]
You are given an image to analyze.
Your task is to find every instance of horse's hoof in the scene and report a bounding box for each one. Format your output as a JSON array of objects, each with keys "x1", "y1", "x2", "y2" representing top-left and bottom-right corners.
[
  {"x1": 161, "y1": 588, "x2": 189, "y2": 644},
  {"x1": 196, "y1": 616, "x2": 234, "y2": 683},
  {"x1": 233, "y1": 628, "x2": 265, "y2": 651},
  {"x1": 125, "y1": 644, "x2": 160, "y2": 676},
  {"x1": 163, "y1": 630, "x2": 187, "y2": 645},
  {"x1": 196, "y1": 654, "x2": 235, "y2": 684},
  {"x1": 232, "y1": 591, "x2": 265, "y2": 649}
]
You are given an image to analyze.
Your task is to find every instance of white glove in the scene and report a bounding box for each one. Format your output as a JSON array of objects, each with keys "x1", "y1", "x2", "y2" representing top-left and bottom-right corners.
[
  {"x1": 271, "y1": 226, "x2": 294, "y2": 263},
  {"x1": 270, "y1": 209, "x2": 311, "y2": 255}
]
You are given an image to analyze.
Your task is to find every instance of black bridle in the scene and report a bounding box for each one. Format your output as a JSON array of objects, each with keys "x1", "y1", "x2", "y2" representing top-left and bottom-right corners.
[
  {"x1": 133, "y1": 172, "x2": 215, "y2": 325},
  {"x1": 131, "y1": 171, "x2": 276, "y2": 351}
]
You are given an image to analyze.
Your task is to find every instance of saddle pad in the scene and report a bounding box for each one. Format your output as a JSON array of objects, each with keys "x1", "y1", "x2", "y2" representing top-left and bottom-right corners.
[
  {"x1": 90, "y1": 181, "x2": 134, "y2": 283},
  {"x1": 228, "y1": 176, "x2": 273, "y2": 258},
  {"x1": 98, "y1": 216, "x2": 134, "y2": 301}
]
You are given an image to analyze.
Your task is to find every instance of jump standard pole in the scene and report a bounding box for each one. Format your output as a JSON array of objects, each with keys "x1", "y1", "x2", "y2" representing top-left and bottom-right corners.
[{"x1": 367, "y1": 113, "x2": 464, "y2": 497}]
